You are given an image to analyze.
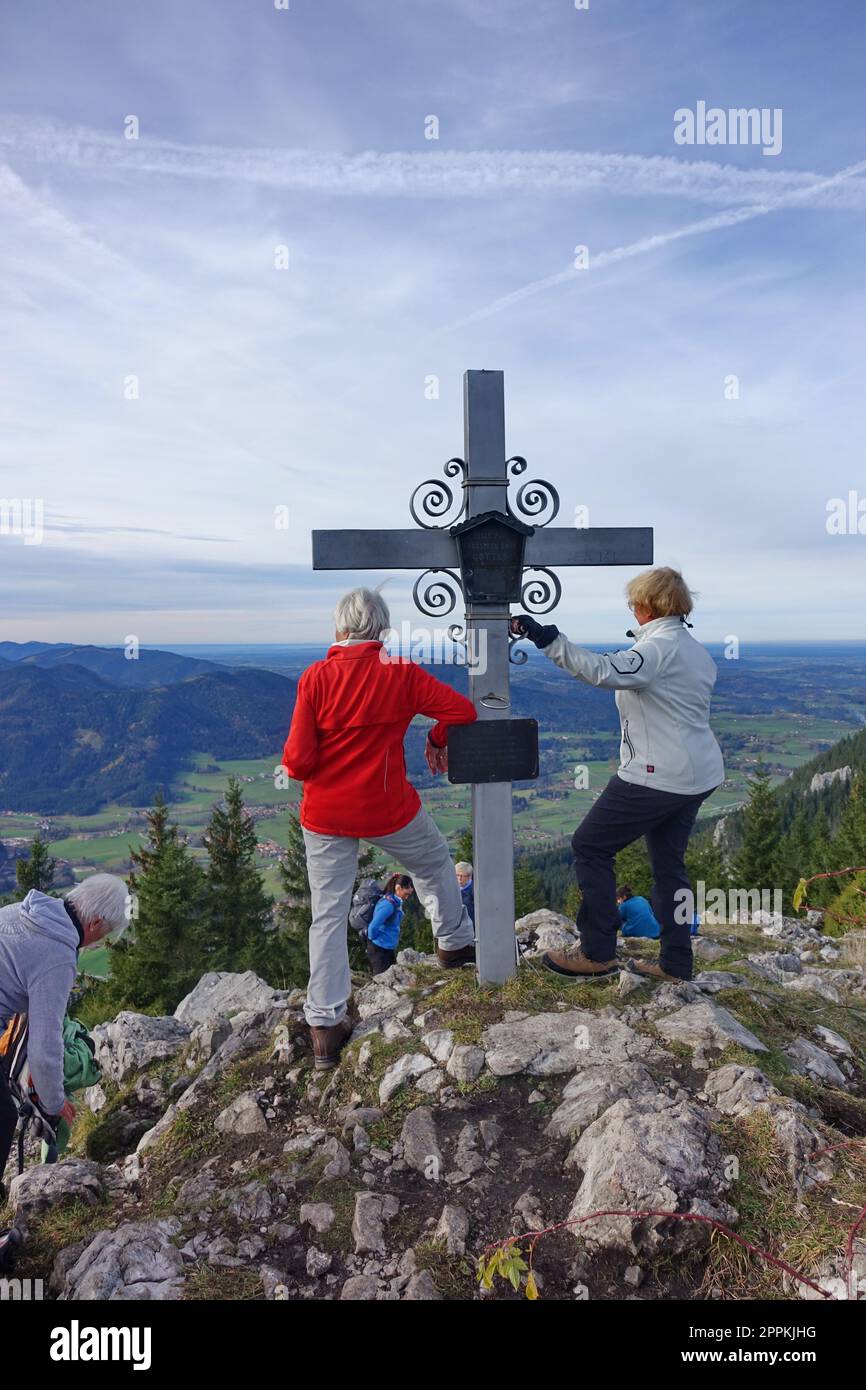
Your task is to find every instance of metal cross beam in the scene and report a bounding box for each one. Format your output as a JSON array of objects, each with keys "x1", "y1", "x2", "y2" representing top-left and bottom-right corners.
[{"x1": 311, "y1": 369, "x2": 654, "y2": 984}]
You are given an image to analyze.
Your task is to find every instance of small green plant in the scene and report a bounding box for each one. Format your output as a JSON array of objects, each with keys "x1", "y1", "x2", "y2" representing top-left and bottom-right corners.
[{"x1": 477, "y1": 1241, "x2": 538, "y2": 1299}]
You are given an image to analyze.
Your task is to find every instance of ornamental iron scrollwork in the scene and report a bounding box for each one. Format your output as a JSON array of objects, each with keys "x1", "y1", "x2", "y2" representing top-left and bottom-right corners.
[
  {"x1": 412, "y1": 568, "x2": 464, "y2": 618},
  {"x1": 521, "y1": 567, "x2": 562, "y2": 615},
  {"x1": 506, "y1": 455, "x2": 560, "y2": 527},
  {"x1": 508, "y1": 633, "x2": 529, "y2": 665},
  {"x1": 409, "y1": 457, "x2": 468, "y2": 529}
]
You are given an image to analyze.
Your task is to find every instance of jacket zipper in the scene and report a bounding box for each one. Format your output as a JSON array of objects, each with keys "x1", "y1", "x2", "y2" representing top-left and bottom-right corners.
[
  {"x1": 383, "y1": 749, "x2": 389, "y2": 791},
  {"x1": 622, "y1": 719, "x2": 636, "y2": 767}
]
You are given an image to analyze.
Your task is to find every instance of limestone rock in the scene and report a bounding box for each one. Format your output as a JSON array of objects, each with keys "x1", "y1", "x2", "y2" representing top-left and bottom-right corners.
[
  {"x1": 656, "y1": 1000, "x2": 767, "y2": 1053},
  {"x1": 446, "y1": 1044, "x2": 485, "y2": 1083},
  {"x1": 483, "y1": 1009, "x2": 656, "y2": 1077},
  {"x1": 567, "y1": 1094, "x2": 733, "y2": 1255},
  {"x1": 784, "y1": 1038, "x2": 847, "y2": 1088},
  {"x1": 379, "y1": 1053, "x2": 435, "y2": 1104},
  {"x1": 435, "y1": 1204, "x2": 469, "y2": 1255},
  {"x1": 403, "y1": 1269, "x2": 442, "y2": 1300},
  {"x1": 174, "y1": 970, "x2": 285, "y2": 1026},
  {"x1": 9, "y1": 1159, "x2": 104, "y2": 1220},
  {"x1": 422, "y1": 1029, "x2": 455, "y2": 1063},
  {"x1": 321, "y1": 1138, "x2": 351, "y2": 1179},
  {"x1": 813, "y1": 1025, "x2": 853, "y2": 1058},
  {"x1": 352, "y1": 1192, "x2": 400, "y2": 1254},
  {"x1": 54, "y1": 1219, "x2": 185, "y2": 1300},
  {"x1": 547, "y1": 1062, "x2": 654, "y2": 1140},
  {"x1": 692, "y1": 939, "x2": 729, "y2": 963},
  {"x1": 514, "y1": 909, "x2": 576, "y2": 955},
  {"x1": 341, "y1": 1273, "x2": 380, "y2": 1300},
  {"x1": 701, "y1": 1064, "x2": 828, "y2": 1186},
  {"x1": 300, "y1": 1203, "x2": 336, "y2": 1234},
  {"x1": 91, "y1": 1012, "x2": 190, "y2": 1085},
  {"x1": 214, "y1": 1091, "x2": 268, "y2": 1136},
  {"x1": 401, "y1": 1107, "x2": 443, "y2": 1179}
]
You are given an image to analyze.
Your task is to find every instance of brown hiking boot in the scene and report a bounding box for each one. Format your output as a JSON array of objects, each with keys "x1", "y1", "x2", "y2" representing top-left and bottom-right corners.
[
  {"x1": 542, "y1": 948, "x2": 619, "y2": 981},
  {"x1": 436, "y1": 944, "x2": 476, "y2": 969},
  {"x1": 628, "y1": 959, "x2": 690, "y2": 984},
  {"x1": 310, "y1": 1018, "x2": 353, "y2": 1071}
]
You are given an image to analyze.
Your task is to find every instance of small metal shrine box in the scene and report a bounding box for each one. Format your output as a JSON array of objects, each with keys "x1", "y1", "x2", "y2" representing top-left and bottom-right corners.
[
  {"x1": 447, "y1": 718, "x2": 539, "y2": 785},
  {"x1": 449, "y1": 510, "x2": 534, "y2": 604}
]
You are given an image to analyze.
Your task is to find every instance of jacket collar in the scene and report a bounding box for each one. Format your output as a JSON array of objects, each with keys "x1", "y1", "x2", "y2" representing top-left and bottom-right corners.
[
  {"x1": 631, "y1": 616, "x2": 685, "y2": 643},
  {"x1": 326, "y1": 641, "x2": 383, "y2": 661}
]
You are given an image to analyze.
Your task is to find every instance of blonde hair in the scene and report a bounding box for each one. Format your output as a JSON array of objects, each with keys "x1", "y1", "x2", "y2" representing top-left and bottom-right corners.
[{"x1": 625, "y1": 567, "x2": 695, "y2": 619}]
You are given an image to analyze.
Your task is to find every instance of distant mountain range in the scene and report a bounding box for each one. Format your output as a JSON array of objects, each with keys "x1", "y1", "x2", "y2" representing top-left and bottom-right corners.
[
  {"x1": 0, "y1": 641, "x2": 221, "y2": 688},
  {"x1": 0, "y1": 646, "x2": 296, "y2": 813}
]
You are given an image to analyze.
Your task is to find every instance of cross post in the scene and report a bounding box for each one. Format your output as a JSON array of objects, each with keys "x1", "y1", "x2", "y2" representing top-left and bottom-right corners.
[{"x1": 311, "y1": 369, "x2": 653, "y2": 984}]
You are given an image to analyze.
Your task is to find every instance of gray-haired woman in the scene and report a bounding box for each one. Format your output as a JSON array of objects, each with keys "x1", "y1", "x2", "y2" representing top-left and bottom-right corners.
[{"x1": 282, "y1": 587, "x2": 478, "y2": 1069}]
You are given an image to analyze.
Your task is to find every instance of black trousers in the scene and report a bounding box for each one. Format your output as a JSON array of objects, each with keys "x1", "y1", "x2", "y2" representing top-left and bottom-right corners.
[
  {"x1": 0, "y1": 1065, "x2": 17, "y2": 1188},
  {"x1": 572, "y1": 774, "x2": 713, "y2": 980},
  {"x1": 365, "y1": 940, "x2": 397, "y2": 976}
]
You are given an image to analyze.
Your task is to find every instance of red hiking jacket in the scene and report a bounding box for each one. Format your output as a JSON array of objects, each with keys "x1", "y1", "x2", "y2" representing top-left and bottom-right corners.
[{"x1": 281, "y1": 642, "x2": 477, "y2": 837}]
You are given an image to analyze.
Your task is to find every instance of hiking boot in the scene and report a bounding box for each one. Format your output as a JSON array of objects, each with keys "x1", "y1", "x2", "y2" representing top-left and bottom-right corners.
[
  {"x1": 310, "y1": 1018, "x2": 354, "y2": 1071},
  {"x1": 436, "y1": 944, "x2": 476, "y2": 969},
  {"x1": 542, "y1": 948, "x2": 619, "y2": 981},
  {"x1": 627, "y1": 959, "x2": 690, "y2": 984}
]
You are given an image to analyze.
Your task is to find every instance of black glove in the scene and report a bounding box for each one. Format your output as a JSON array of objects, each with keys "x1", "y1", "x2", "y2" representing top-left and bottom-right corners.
[{"x1": 510, "y1": 614, "x2": 559, "y2": 649}]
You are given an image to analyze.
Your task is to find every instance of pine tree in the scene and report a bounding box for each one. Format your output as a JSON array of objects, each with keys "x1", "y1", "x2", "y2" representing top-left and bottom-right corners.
[
  {"x1": 16, "y1": 833, "x2": 57, "y2": 894},
  {"x1": 732, "y1": 765, "x2": 781, "y2": 893},
  {"x1": 454, "y1": 826, "x2": 473, "y2": 864},
  {"x1": 776, "y1": 807, "x2": 816, "y2": 914},
  {"x1": 514, "y1": 862, "x2": 545, "y2": 917},
  {"x1": 105, "y1": 792, "x2": 209, "y2": 1013},
  {"x1": 204, "y1": 778, "x2": 272, "y2": 971},
  {"x1": 613, "y1": 839, "x2": 654, "y2": 900},
  {"x1": 835, "y1": 774, "x2": 866, "y2": 866},
  {"x1": 825, "y1": 775, "x2": 866, "y2": 929},
  {"x1": 268, "y1": 809, "x2": 315, "y2": 987},
  {"x1": 273, "y1": 809, "x2": 382, "y2": 982}
]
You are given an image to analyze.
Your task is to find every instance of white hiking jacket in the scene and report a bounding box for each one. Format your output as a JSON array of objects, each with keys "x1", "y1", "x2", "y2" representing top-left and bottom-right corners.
[{"x1": 544, "y1": 616, "x2": 724, "y2": 796}]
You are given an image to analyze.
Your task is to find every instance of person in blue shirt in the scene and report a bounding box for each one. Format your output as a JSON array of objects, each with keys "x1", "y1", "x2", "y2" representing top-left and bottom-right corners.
[
  {"x1": 366, "y1": 874, "x2": 414, "y2": 976},
  {"x1": 616, "y1": 885, "x2": 661, "y2": 939},
  {"x1": 455, "y1": 861, "x2": 474, "y2": 927}
]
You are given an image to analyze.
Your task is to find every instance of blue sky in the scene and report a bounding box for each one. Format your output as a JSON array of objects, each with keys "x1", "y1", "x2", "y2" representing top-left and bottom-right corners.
[{"x1": 1, "y1": 0, "x2": 865, "y2": 645}]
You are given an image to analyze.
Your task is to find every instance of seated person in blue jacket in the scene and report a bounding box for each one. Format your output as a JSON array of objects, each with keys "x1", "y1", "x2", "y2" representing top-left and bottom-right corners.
[
  {"x1": 616, "y1": 885, "x2": 661, "y2": 939},
  {"x1": 366, "y1": 874, "x2": 414, "y2": 976},
  {"x1": 455, "y1": 861, "x2": 474, "y2": 926}
]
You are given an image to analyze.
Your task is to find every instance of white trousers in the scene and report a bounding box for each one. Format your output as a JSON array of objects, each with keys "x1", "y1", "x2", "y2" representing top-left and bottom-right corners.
[{"x1": 302, "y1": 806, "x2": 475, "y2": 1027}]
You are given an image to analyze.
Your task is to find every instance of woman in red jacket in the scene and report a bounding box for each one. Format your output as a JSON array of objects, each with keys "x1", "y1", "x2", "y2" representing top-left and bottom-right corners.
[{"x1": 281, "y1": 588, "x2": 477, "y2": 1069}]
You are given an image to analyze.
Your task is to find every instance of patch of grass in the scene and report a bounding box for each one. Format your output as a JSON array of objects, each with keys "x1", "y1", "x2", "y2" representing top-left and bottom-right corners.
[
  {"x1": 183, "y1": 1264, "x2": 263, "y2": 1300},
  {"x1": 151, "y1": 1106, "x2": 219, "y2": 1172},
  {"x1": 704, "y1": 1112, "x2": 866, "y2": 1299},
  {"x1": 12, "y1": 1198, "x2": 115, "y2": 1287},
  {"x1": 414, "y1": 1234, "x2": 477, "y2": 1298}
]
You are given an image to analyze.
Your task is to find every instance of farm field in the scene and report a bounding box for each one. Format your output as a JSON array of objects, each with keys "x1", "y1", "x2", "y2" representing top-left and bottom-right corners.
[{"x1": 11, "y1": 708, "x2": 860, "y2": 891}]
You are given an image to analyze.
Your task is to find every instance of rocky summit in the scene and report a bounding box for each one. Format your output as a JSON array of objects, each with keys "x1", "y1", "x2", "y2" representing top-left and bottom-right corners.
[{"x1": 4, "y1": 912, "x2": 866, "y2": 1302}]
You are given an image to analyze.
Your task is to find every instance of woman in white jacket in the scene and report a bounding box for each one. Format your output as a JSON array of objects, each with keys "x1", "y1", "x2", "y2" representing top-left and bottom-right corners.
[{"x1": 511, "y1": 567, "x2": 723, "y2": 984}]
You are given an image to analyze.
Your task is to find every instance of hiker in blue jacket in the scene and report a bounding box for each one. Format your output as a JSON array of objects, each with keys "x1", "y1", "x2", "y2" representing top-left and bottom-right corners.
[
  {"x1": 455, "y1": 861, "x2": 475, "y2": 926},
  {"x1": 366, "y1": 874, "x2": 414, "y2": 976},
  {"x1": 617, "y1": 885, "x2": 661, "y2": 939}
]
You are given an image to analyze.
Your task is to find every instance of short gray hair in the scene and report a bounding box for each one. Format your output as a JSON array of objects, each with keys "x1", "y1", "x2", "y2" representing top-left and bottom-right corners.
[
  {"x1": 333, "y1": 586, "x2": 390, "y2": 641},
  {"x1": 66, "y1": 873, "x2": 130, "y2": 940},
  {"x1": 455, "y1": 861, "x2": 473, "y2": 876}
]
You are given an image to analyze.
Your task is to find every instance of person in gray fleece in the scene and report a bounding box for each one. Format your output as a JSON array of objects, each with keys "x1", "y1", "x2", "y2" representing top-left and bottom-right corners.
[{"x1": 0, "y1": 873, "x2": 129, "y2": 1187}]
